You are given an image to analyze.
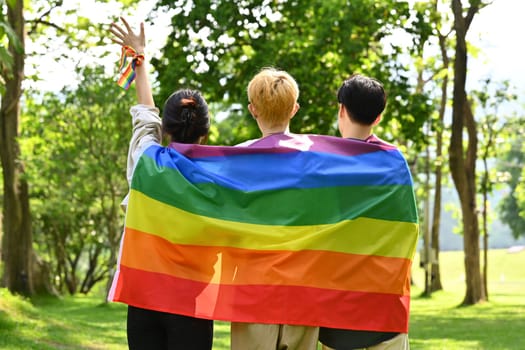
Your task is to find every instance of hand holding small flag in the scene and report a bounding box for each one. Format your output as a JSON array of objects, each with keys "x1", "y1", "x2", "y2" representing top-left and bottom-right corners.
[{"x1": 109, "y1": 17, "x2": 146, "y2": 90}]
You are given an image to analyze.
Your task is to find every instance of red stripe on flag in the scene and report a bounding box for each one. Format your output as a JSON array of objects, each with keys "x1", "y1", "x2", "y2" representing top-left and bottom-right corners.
[{"x1": 112, "y1": 265, "x2": 410, "y2": 333}]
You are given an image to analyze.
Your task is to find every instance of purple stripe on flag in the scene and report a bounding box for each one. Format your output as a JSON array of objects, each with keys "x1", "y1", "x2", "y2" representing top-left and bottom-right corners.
[{"x1": 168, "y1": 134, "x2": 397, "y2": 159}]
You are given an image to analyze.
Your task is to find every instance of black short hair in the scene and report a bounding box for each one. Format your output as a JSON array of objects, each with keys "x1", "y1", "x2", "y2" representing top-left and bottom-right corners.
[{"x1": 337, "y1": 74, "x2": 386, "y2": 125}]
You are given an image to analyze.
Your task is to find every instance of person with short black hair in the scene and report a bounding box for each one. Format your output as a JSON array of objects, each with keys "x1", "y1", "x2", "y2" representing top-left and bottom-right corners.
[{"x1": 318, "y1": 74, "x2": 410, "y2": 350}]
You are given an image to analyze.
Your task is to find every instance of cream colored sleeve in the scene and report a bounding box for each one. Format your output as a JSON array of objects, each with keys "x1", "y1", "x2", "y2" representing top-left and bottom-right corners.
[{"x1": 121, "y1": 104, "x2": 162, "y2": 211}]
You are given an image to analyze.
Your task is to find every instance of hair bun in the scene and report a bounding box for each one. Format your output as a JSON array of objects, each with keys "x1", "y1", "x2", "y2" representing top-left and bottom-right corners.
[{"x1": 181, "y1": 98, "x2": 196, "y2": 107}]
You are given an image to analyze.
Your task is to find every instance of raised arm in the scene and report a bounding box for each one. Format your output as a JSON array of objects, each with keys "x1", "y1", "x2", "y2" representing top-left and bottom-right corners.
[{"x1": 109, "y1": 17, "x2": 155, "y2": 107}]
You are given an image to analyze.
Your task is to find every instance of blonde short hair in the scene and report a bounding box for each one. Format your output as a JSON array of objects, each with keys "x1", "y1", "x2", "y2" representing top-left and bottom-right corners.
[{"x1": 247, "y1": 68, "x2": 299, "y2": 127}]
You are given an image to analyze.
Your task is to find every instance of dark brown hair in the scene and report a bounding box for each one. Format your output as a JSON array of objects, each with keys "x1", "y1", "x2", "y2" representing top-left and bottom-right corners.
[{"x1": 162, "y1": 89, "x2": 210, "y2": 144}]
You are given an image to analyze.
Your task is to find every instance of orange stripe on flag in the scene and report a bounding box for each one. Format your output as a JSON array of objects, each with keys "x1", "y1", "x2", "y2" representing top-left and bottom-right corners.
[{"x1": 120, "y1": 228, "x2": 412, "y2": 295}]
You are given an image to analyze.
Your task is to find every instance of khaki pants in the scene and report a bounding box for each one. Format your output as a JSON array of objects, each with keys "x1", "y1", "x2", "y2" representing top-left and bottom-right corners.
[
  {"x1": 321, "y1": 333, "x2": 409, "y2": 350},
  {"x1": 231, "y1": 323, "x2": 319, "y2": 350}
]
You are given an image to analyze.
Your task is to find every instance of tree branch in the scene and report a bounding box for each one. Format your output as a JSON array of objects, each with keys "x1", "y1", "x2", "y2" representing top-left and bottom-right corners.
[
  {"x1": 26, "y1": 1, "x2": 66, "y2": 35},
  {"x1": 27, "y1": 18, "x2": 66, "y2": 35}
]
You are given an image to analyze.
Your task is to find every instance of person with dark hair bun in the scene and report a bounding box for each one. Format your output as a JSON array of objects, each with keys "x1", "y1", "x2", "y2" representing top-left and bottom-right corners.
[
  {"x1": 109, "y1": 17, "x2": 213, "y2": 350},
  {"x1": 162, "y1": 89, "x2": 210, "y2": 145}
]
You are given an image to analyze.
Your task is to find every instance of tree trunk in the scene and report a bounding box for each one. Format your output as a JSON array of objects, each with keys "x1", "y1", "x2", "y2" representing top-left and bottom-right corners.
[
  {"x1": 430, "y1": 98, "x2": 444, "y2": 292},
  {"x1": 104, "y1": 189, "x2": 123, "y2": 301},
  {"x1": 480, "y1": 114, "x2": 496, "y2": 300},
  {"x1": 423, "y1": 124, "x2": 432, "y2": 296},
  {"x1": 481, "y1": 160, "x2": 489, "y2": 300},
  {"x1": 32, "y1": 251, "x2": 59, "y2": 296},
  {"x1": 0, "y1": 0, "x2": 34, "y2": 296},
  {"x1": 450, "y1": 0, "x2": 485, "y2": 305},
  {"x1": 429, "y1": 26, "x2": 450, "y2": 293}
]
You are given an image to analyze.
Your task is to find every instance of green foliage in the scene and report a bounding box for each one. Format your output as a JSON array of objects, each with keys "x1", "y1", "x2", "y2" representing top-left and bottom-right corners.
[
  {"x1": 20, "y1": 66, "x2": 134, "y2": 294},
  {"x1": 470, "y1": 79, "x2": 518, "y2": 239},
  {"x1": 498, "y1": 117, "x2": 525, "y2": 239},
  {"x1": 516, "y1": 164, "x2": 525, "y2": 220},
  {"x1": 0, "y1": 0, "x2": 23, "y2": 94},
  {"x1": 152, "y1": 0, "x2": 431, "y2": 146},
  {"x1": 22, "y1": 0, "x2": 134, "y2": 88}
]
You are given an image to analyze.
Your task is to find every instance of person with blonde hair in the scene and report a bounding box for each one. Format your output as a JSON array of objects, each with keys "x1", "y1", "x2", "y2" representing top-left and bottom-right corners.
[
  {"x1": 236, "y1": 67, "x2": 300, "y2": 146},
  {"x1": 231, "y1": 67, "x2": 319, "y2": 350}
]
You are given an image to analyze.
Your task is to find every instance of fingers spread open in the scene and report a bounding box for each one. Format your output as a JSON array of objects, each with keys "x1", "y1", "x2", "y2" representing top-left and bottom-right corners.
[{"x1": 120, "y1": 16, "x2": 133, "y2": 33}]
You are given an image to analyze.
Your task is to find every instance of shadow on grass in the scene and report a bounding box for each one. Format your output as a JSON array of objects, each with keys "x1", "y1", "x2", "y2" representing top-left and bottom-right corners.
[
  {"x1": 0, "y1": 293, "x2": 129, "y2": 350},
  {"x1": 0, "y1": 309, "x2": 15, "y2": 331},
  {"x1": 410, "y1": 294, "x2": 525, "y2": 350},
  {"x1": 50, "y1": 296, "x2": 126, "y2": 346}
]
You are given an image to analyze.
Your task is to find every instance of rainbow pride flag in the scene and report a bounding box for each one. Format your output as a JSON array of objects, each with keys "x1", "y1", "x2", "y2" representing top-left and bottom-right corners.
[
  {"x1": 117, "y1": 46, "x2": 144, "y2": 90},
  {"x1": 109, "y1": 134, "x2": 418, "y2": 333}
]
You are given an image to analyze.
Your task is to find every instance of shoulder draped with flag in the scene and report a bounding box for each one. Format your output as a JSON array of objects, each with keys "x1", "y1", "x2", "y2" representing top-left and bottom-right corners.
[{"x1": 108, "y1": 133, "x2": 419, "y2": 333}]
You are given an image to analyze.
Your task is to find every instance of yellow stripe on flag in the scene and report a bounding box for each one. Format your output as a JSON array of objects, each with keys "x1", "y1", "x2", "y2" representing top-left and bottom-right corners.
[{"x1": 126, "y1": 189, "x2": 418, "y2": 259}]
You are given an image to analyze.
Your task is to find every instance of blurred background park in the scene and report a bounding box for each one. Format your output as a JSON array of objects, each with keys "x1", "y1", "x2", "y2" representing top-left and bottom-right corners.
[{"x1": 1, "y1": 0, "x2": 524, "y2": 349}]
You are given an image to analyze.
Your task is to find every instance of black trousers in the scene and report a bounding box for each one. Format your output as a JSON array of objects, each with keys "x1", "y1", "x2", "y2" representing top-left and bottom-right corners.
[{"x1": 127, "y1": 306, "x2": 214, "y2": 350}]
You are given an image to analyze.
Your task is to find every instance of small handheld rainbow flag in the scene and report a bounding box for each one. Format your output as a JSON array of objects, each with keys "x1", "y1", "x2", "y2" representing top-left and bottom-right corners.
[
  {"x1": 117, "y1": 46, "x2": 144, "y2": 90},
  {"x1": 109, "y1": 134, "x2": 419, "y2": 332}
]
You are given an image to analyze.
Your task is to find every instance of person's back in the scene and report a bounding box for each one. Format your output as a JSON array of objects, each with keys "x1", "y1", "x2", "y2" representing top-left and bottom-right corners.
[
  {"x1": 230, "y1": 68, "x2": 319, "y2": 350},
  {"x1": 108, "y1": 17, "x2": 214, "y2": 350},
  {"x1": 319, "y1": 74, "x2": 411, "y2": 350}
]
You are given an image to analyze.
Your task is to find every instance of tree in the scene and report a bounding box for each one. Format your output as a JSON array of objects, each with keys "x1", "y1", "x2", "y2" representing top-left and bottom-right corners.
[
  {"x1": 0, "y1": 0, "x2": 38, "y2": 296},
  {"x1": 499, "y1": 117, "x2": 525, "y2": 240},
  {"x1": 0, "y1": 0, "x2": 22, "y2": 94},
  {"x1": 1, "y1": 0, "x2": 132, "y2": 296},
  {"x1": 407, "y1": 0, "x2": 454, "y2": 295},
  {"x1": 473, "y1": 79, "x2": 515, "y2": 300},
  {"x1": 410, "y1": 0, "x2": 445, "y2": 296},
  {"x1": 514, "y1": 149, "x2": 525, "y2": 223},
  {"x1": 21, "y1": 66, "x2": 133, "y2": 294},
  {"x1": 153, "y1": 0, "x2": 429, "y2": 147},
  {"x1": 449, "y1": 0, "x2": 486, "y2": 305}
]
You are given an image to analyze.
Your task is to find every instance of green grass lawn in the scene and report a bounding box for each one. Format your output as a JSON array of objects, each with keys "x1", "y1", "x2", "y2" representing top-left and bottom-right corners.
[
  {"x1": 1, "y1": 249, "x2": 524, "y2": 349},
  {"x1": 409, "y1": 248, "x2": 525, "y2": 350}
]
